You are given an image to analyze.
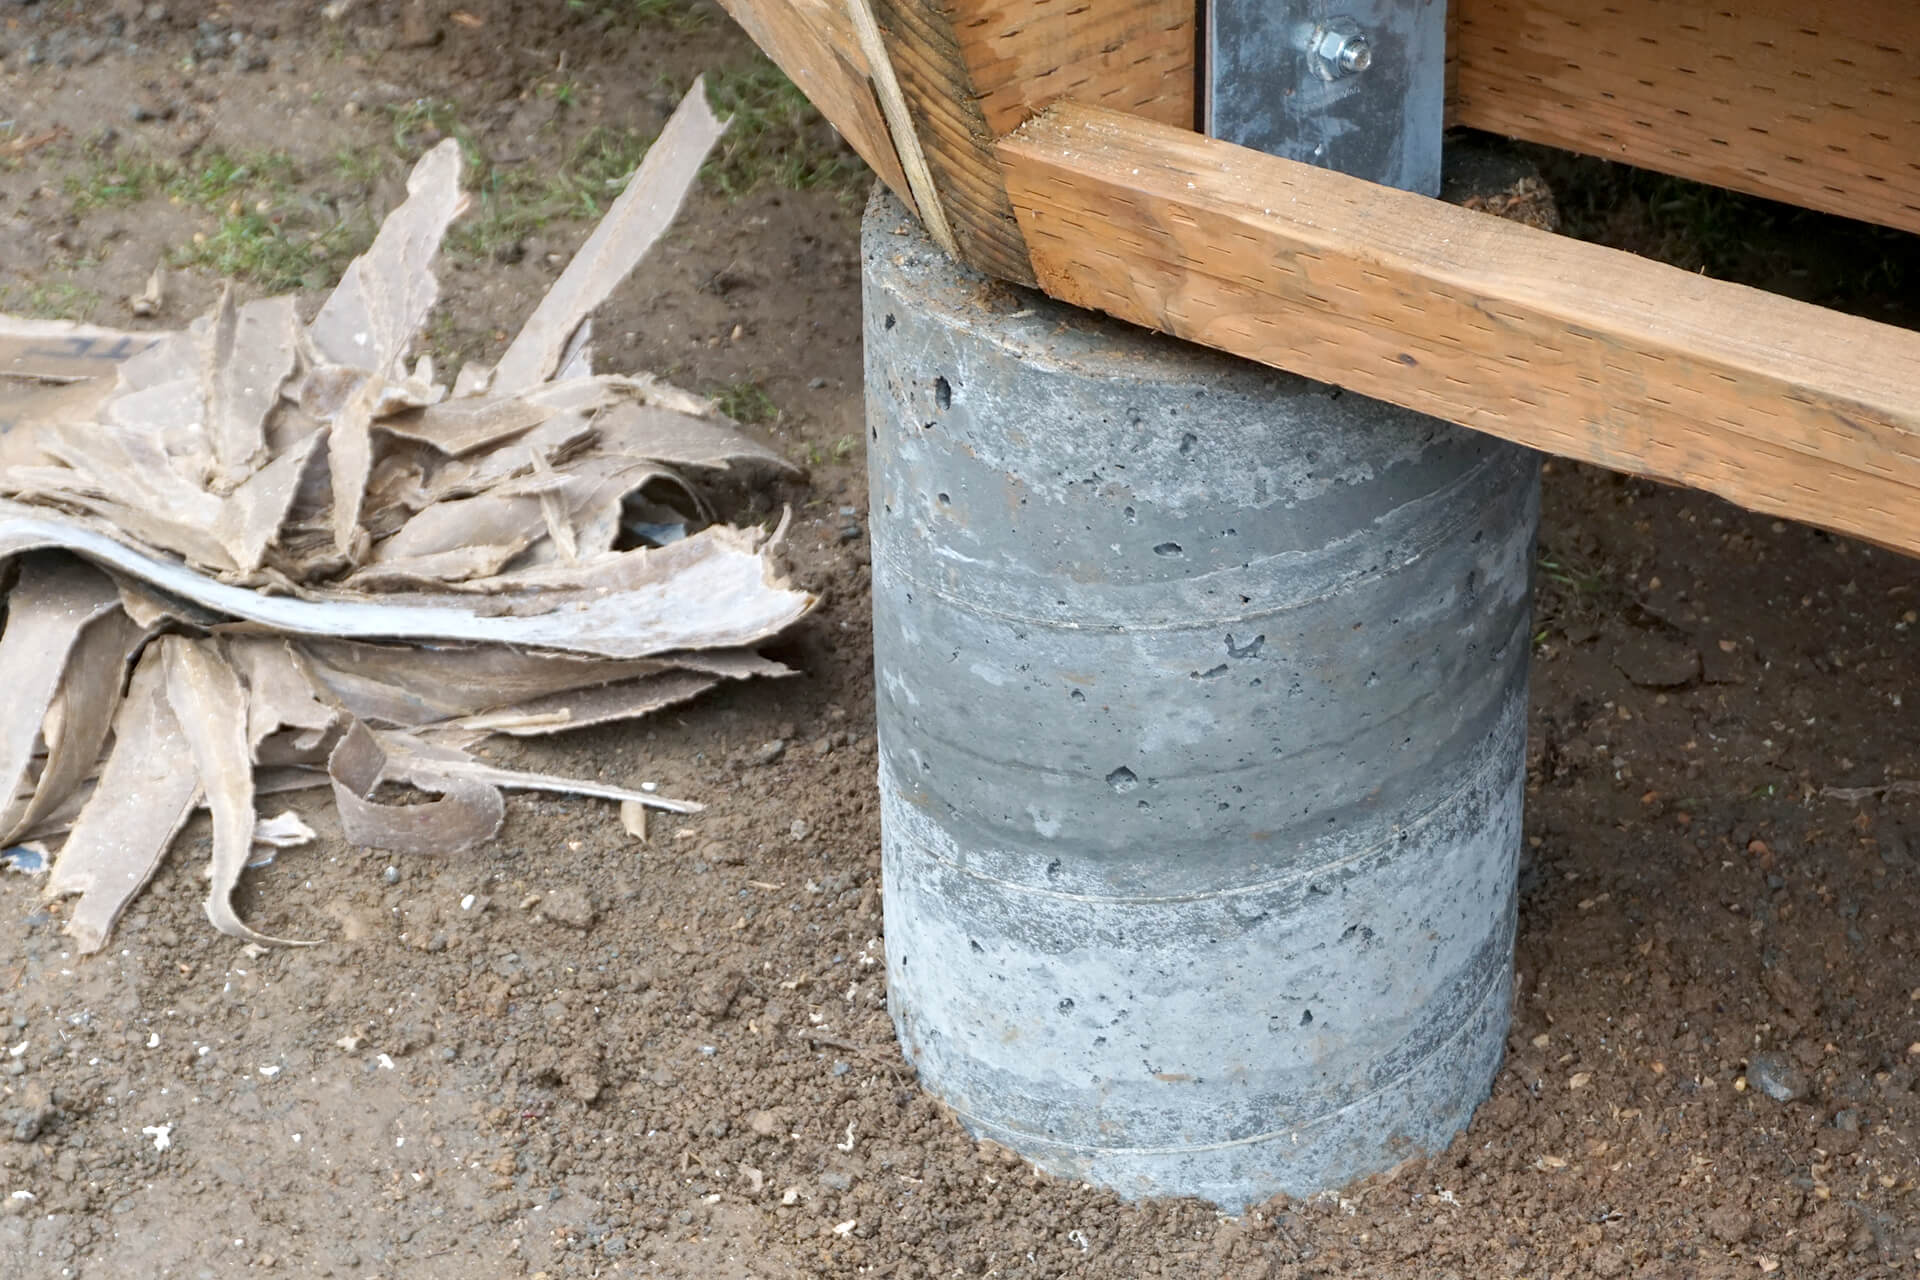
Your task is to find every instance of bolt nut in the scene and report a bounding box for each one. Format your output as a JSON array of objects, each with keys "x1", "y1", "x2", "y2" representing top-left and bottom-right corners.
[{"x1": 1310, "y1": 19, "x2": 1373, "y2": 80}]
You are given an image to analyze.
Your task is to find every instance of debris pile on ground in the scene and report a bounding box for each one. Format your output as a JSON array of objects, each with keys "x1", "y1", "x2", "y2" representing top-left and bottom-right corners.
[{"x1": 0, "y1": 79, "x2": 812, "y2": 951}]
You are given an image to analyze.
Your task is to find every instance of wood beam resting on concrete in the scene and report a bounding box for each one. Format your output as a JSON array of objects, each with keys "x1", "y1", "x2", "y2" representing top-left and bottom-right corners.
[{"x1": 997, "y1": 102, "x2": 1920, "y2": 557}]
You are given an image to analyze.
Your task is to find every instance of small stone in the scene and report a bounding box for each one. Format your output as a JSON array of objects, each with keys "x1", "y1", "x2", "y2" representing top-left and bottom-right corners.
[
  {"x1": 693, "y1": 968, "x2": 743, "y2": 1019},
  {"x1": 541, "y1": 886, "x2": 596, "y2": 930},
  {"x1": 831, "y1": 1060, "x2": 851, "y2": 1077},
  {"x1": 818, "y1": 1170, "x2": 853, "y2": 1192},
  {"x1": 192, "y1": 22, "x2": 229, "y2": 61},
  {"x1": 745, "y1": 1109, "x2": 781, "y2": 1137},
  {"x1": 5, "y1": 1105, "x2": 56, "y2": 1144},
  {"x1": 789, "y1": 819, "x2": 810, "y2": 841},
  {"x1": 383, "y1": 865, "x2": 400, "y2": 884},
  {"x1": 1746, "y1": 1051, "x2": 1807, "y2": 1103},
  {"x1": 397, "y1": 0, "x2": 440, "y2": 46},
  {"x1": 1833, "y1": 1108, "x2": 1861, "y2": 1132},
  {"x1": 750, "y1": 740, "x2": 786, "y2": 767}
]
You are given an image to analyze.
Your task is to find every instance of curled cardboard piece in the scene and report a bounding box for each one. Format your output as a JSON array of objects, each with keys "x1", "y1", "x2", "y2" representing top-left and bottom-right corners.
[{"x1": 0, "y1": 76, "x2": 811, "y2": 952}]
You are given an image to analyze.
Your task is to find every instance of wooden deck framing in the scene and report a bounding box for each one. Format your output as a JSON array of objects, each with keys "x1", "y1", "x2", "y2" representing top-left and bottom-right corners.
[
  {"x1": 713, "y1": 0, "x2": 1920, "y2": 556},
  {"x1": 1449, "y1": 0, "x2": 1920, "y2": 238}
]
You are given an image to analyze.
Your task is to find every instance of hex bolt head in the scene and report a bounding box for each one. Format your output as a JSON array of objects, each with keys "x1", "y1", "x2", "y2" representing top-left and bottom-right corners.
[
  {"x1": 1310, "y1": 20, "x2": 1373, "y2": 80},
  {"x1": 1334, "y1": 33, "x2": 1372, "y2": 74}
]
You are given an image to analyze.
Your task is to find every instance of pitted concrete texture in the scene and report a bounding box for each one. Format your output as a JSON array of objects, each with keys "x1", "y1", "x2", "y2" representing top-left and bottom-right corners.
[{"x1": 864, "y1": 189, "x2": 1540, "y2": 1209}]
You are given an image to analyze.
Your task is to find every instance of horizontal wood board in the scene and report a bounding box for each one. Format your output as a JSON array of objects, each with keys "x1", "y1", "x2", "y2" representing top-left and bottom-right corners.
[
  {"x1": 998, "y1": 102, "x2": 1920, "y2": 557},
  {"x1": 1450, "y1": 0, "x2": 1920, "y2": 235}
]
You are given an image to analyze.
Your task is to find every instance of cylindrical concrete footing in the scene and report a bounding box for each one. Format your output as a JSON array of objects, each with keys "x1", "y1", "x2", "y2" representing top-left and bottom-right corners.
[{"x1": 864, "y1": 190, "x2": 1539, "y2": 1210}]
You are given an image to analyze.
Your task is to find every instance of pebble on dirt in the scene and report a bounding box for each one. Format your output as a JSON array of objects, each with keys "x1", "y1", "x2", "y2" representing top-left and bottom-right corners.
[{"x1": 1745, "y1": 1051, "x2": 1808, "y2": 1103}]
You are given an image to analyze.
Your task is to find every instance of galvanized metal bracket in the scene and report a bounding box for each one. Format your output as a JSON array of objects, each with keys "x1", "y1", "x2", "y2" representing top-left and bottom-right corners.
[{"x1": 1203, "y1": 0, "x2": 1446, "y2": 196}]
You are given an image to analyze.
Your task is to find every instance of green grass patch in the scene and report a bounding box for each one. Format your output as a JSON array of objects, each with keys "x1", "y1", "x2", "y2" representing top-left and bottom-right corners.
[
  {"x1": 447, "y1": 124, "x2": 655, "y2": 261},
  {"x1": 388, "y1": 98, "x2": 483, "y2": 168},
  {"x1": 377, "y1": 52, "x2": 863, "y2": 265},
  {"x1": 174, "y1": 212, "x2": 369, "y2": 294},
  {"x1": 65, "y1": 149, "x2": 173, "y2": 211},
  {"x1": 709, "y1": 380, "x2": 778, "y2": 425},
  {"x1": 1536, "y1": 554, "x2": 1606, "y2": 597},
  {"x1": 701, "y1": 59, "x2": 864, "y2": 200},
  {"x1": 166, "y1": 150, "x2": 302, "y2": 208},
  {"x1": 0, "y1": 279, "x2": 103, "y2": 321},
  {"x1": 63, "y1": 139, "x2": 379, "y2": 291}
]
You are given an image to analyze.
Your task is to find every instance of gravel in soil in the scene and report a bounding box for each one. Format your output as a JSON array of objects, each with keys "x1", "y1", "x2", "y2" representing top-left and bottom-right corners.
[{"x1": 2, "y1": 4, "x2": 1919, "y2": 1278}]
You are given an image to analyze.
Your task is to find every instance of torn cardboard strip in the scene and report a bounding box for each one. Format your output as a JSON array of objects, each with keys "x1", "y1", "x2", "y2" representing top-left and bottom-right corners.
[{"x1": 0, "y1": 76, "x2": 812, "y2": 953}]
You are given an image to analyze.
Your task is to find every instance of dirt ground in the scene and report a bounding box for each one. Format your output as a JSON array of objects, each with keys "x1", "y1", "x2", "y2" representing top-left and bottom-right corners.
[{"x1": 2, "y1": 3, "x2": 1918, "y2": 1277}]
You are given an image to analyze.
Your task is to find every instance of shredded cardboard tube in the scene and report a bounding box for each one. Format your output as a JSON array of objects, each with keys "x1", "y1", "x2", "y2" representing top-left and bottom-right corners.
[{"x1": 2, "y1": 77, "x2": 811, "y2": 952}]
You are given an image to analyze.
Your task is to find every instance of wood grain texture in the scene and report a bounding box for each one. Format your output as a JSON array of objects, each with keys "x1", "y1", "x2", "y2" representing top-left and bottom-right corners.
[
  {"x1": 951, "y1": 0, "x2": 1197, "y2": 135},
  {"x1": 759, "y1": 0, "x2": 1200, "y2": 283},
  {"x1": 998, "y1": 103, "x2": 1920, "y2": 556},
  {"x1": 1450, "y1": 0, "x2": 1920, "y2": 235},
  {"x1": 890, "y1": 0, "x2": 1190, "y2": 280},
  {"x1": 870, "y1": 0, "x2": 1035, "y2": 282},
  {"x1": 713, "y1": 0, "x2": 916, "y2": 208}
]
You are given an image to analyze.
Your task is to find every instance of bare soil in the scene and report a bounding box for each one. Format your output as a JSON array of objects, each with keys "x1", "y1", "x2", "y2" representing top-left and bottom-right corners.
[{"x1": 2, "y1": 4, "x2": 1917, "y2": 1278}]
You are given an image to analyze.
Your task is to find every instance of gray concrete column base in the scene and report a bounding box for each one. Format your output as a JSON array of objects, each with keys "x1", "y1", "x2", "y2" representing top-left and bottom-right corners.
[{"x1": 863, "y1": 188, "x2": 1539, "y2": 1211}]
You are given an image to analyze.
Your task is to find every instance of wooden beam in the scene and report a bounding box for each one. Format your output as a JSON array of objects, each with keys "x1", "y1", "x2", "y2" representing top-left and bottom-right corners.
[
  {"x1": 950, "y1": 0, "x2": 1198, "y2": 137},
  {"x1": 721, "y1": 0, "x2": 1920, "y2": 249},
  {"x1": 718, "y1": 1, "x2": 1198, "y2": 284},
  {"x1": 868, "y1": 0, "x2": 1034, "y2": 282},
  {"x1": 997, "y1": 102, "x2": 1920, "y2": 557},
  {"x1": 863, "y1": 0, "x2": 1199, "y2": 285},
  {"x1": 1449, "y1": 0, "x2": 1920, "y2": 237},
  {"x1": 713, "y1": 0, "x2": 916, "y2": 208}
]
